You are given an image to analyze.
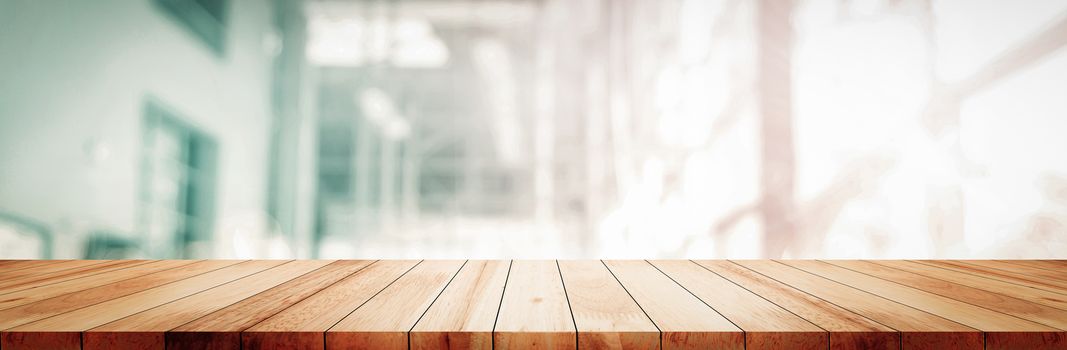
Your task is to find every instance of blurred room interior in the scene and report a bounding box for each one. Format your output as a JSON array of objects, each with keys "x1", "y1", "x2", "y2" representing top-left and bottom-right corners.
[{"x1": 1, "y1": 0, "x2": 1066, "y2": 260}]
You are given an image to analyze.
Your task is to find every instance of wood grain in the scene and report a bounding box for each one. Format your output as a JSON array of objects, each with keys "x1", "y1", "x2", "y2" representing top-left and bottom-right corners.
[
  {"x1": 997, "y1": 260, "x2": 1067, "y2": 272},
  {"x1": 693, "y1": 260, "x2": 898, "y2": 350},
  {"x1": 788, "y1": 260, "x2": 1064, "y2": 350},
  {"x1": 917, "y1": 260, "x2": 1067, "y2": 295},
  {"x1": 828, "y1": 260, "x2": 1067, "y2": 332},
  {"x1": 2, "y1": 260, "x2": 278, "y2": 350},
  {"x1": 0, "y1": 260, "x2": 127, "y2": 293},
  {"x1": 494, "y1": 260, "x2": 576, "y2": 350},
  {"x1": 241, "y1": 260, "x2": 419, "y2": 350},
  {"x1": 0, "y1": 260, "x2": 1064, "y2": 350},
  {"x1": 871, "y1": 260, "x2": 1067, "y2": 315},
  {"x1": 0, "y1": 260, "x2": 107, "y2": 281},
  {"x1": 0, "y1": 260, "x2": 233, "y2": 330},
  {"x1": 327, "y1": 260, "x2": 465, "y2": 350},
  {"x1": 82, "y1": 260, "x2": 334, "y2": 350},
  {"x1": 604, "y1": 260, "x2": 743, "y2": 350},
  {"x1": 964, "y1": 260, "x2": 1067, "y2": 282},
  {"x1": 410, "y1": 260, "x2": 510, "y2": 350},
  {"x1": 0, "y1": 260, "x2": 62, "y2": 273},
  {"x1": 0, "y1": 260, "x2": 196, "y2": 311},
  {"x1": 167, "y1": 260, "x2": 374, "y2": 350},
  {"x1": 732, "y1": 260, "x2": 982, "y2": 350},
  {"x1": 651, "y1": 260, "x2": 825, "y2": 350},
  {"x1": 558, "y1": 260, "x2": 658, "y2": 350}
]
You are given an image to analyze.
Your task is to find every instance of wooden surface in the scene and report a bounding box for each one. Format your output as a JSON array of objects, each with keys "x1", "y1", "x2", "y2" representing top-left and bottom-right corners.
[{"x1": 0, "y1": 260, "x2": 1065, "y2": 350}]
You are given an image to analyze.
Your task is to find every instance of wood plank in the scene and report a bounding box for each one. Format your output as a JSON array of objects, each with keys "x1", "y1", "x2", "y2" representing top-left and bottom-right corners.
[
  {"x1": 240, "y1": 260, "x2": 419, "y2": 350},
  {"x1": 651, "y1": 260, "x2": 824, "y2": 350},
  {"x1": 410, "y1": 260, "x2": 510, "y2": 350},
  {"x1": 1, "y1": 260, "x2": 281, "y2": 350},
  {"x1": 786, "y1": 260, "x2": 1064, "y2": 350},
  {"x1": 732, "y1": 260, "x2": 982, "y2": 350},
  {"x1": 916, "y1": 260, "x2": 1067, "y2": 295},
  {"x1": 998, "y1": 260, "x2": 1067, "y2": 272},
  {"x1": 167, "y1": 260, "x2": 375, "y2": 350},
  {"x1": 493, "y1": 260, "x2": 576, "y2": 350},
  {"x1": 964, "y1": 260, "x2": 1067, "y2": 282},
  {"x1": 0, "y1": 260, "x2": 62, "y2": 272},
  {"x1": 0, "y1": 260, "x2": 117, "y2": 292},
  {"x1": 0, "y1": 260, "x2": 153, "y2": 295},
  {"x1": 828, "y1": 260, "x2": 1067, "y2": 330},
  {"x1": 0, "y1": 260, "x2": 233, "y2": 331},
  {"x1": 693, "y1": 260, "x2": 898, "y2": 350},
  {"x1": 871, "y1": 260, "x2": 1067, "y2": 313},
  {"x1": 604, "y1": 260, "x2": 743, "y2": 350},
  {"x1": 558, "y1": 260, "x2": 658, "y2": 350},
  {"x1": 82, "y1": 260, "x2": 334, "y2": 350},
  {"x1": 0, "y1": 260, "x2": 103, "y2": 280},
  {"x1": 327, "y1": 260, "x2": 466, "y2": 350},
  {"x1": 0, "y1": 260, "x2": 198, "y2": 311}
]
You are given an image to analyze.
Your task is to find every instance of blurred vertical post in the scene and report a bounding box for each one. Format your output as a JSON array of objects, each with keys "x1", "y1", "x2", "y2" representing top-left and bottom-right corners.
[{"x1": 756, "y1": 0, "x2": 796, "y2": 258}]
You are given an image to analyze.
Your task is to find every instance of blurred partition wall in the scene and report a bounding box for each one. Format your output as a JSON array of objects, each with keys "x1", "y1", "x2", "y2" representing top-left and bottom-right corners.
[{"x1": 2, "y1": 0, "x2": 1067, "y2": 259}]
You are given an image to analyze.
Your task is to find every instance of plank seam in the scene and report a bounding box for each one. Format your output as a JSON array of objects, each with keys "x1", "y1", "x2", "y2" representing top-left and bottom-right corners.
[
  {"x1": 555, "y1": 260, "x2": 579, "y2": 350},
  {"x1": 725, "y1": 260, "x2": 905, "y2": 346},
  {"x1": 0, "y1": 260, "x2": 157, "y2": 297},
  {"x1": 87, "y1": 260, "x2": 298, "y2": 335},
  {"x1": 645, "y1": 260, "x2": 745, "y2": 349},
  {"x1": 966, "y1": 261, "x2": 1067, "y2": 283},
  {"x1": 996, "y1": 260, "x2": 1067, "y2": 276},
  {"x1": 491, "y1": 260, "x2": 513, "y2": 350},
  {"x1": 600, "y1": 260, "x2": 661, "y2": 350},
  {"x1": 911, "y1": 260, "x2": 1067, "y2": 297},
  {"x1": 407, "y1": 260, "x2": 469, "y2": 350},
  {"x1": 0, "y1": 259, "x2": 238, "y2": 332},
  {"x1": 0, "y1": 260, "x2": 199, "y2": 312},
  {"x1": 169, "y1": 259, "x2": 370, "y2": 335},
  {"x1": 0, "y1": 260, "x2": 123, "y2": 296},
  {"x1": 869, "y1": 260, "x2": 1067, "y2": 313},
  {"x1": 323, "y1": 259, "x2": 424, "y2": 345},
  {"x1": 767, "y1": 260, "x2": 979, "y2": 333},
  {"x1": 819, "y1": 260, "x2": 1067, "y2": 332},
  {"x1": 687, "y1": 260, "x2": 829, "y2": 334},
  {"x1": 0, "y1": 260, "x2": 65, "y2": 274}
]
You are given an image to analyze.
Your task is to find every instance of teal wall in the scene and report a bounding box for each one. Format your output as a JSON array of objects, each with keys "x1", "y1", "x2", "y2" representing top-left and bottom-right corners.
[{"x1": 0, "y1": 0, "x2": 279, "y2": 258}]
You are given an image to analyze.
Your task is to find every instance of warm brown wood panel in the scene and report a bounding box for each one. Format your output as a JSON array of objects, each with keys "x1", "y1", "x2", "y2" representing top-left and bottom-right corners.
[
  {"x1": 0, "y1": 260, "x2": 107, "y2": 281},
  {"x1": 651, "y1": 260, "x2": 824, "y2": 350},
  {"x1": 82, "y1": 260, "x2": 333, "y2": 350},
  {"x1": 870, "y1": 260, "x2": 1067, "y2": 317},
  {"x1": 733, "y1": 260, "x2": 982, "y2": 350},
  {"x1": 167, "y1": 260, "x2": 375, "y2": 350},
  {"x1": 240, "y1": 260, "x2": 419, "y2": 349},
  {"x1": 998, "y1": 260, "x2": 1067, "y2": 272},
  {"x1": 827, "y1": 260, "x2": 1067, "y2": 332},
  {"x1": 788, "y1": 260, "x2": 1065, "y2": 350},
  {"x1": 604, "y1": 260, "x2": 743, "y2": 350},
  {"x1": 1, "y1": 260, "x2": 1065, "y2": 350},
  {"x1": 558, "y1": 260, "x2": 659, "y2": 350},
  {"x1": 0, "y1": 260, "x2": 124, "y2": 293},
  {"x1": 0, "y1": 260, "x2": 234, "y2": 331},
  {"x1": 410, "y1": 260, "x2": 510, "y2": 350},
  {"x1": 494, "y1": 260, "x2": 576, "y2": 350},
  {"x1": 1, "y1": 260, "x2": 281, "y2": 350},
  {"x1": 693, "y1": 260, "x2": 898, "y2": 350},
  {"x1": 0, "y1": 260, "x2": 62, "y2": 273},
  {"x1": 965, "y1": 260, "x2": 1067, "y2": 281},
  {"x1": 917, "y1": 260, "x2": 1067, "y2": 295},
  {"x1": 0, "y1": 260, "x2": 196, "y2": 311},
  {"x1": 327, "y1": 260, "x2": 466, "y2": 350}
]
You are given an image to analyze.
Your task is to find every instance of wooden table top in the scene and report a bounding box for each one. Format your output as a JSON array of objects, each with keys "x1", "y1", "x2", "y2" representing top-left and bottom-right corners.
[{"x1": 0, "y1": 260, "x2": 1065, "y2": 350}]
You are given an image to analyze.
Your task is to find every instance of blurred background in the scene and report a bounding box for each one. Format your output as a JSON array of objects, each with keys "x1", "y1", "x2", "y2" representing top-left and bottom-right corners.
[{"x1": 1, "y1": 0, "x2": 1066, "y2": 260}]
